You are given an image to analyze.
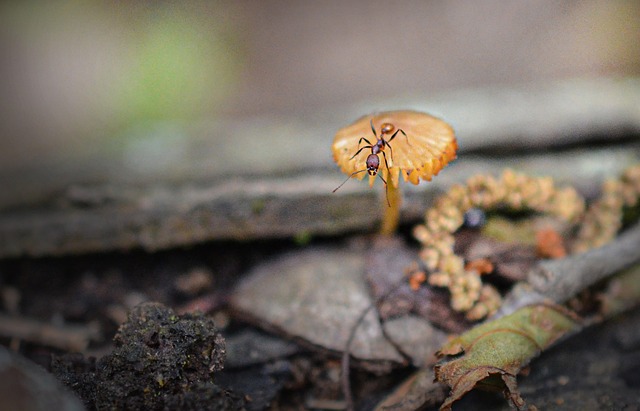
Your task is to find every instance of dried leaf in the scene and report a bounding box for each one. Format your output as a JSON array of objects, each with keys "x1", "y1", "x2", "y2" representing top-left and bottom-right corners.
[
  {"x1": 464, "y1": 258, "x2": 493, "y2": 274},
  {"x1": 481, "y1": 216, "x2": 537, "y2": 245},
  {"x1": 374, "y1": 368, "x2": 446, "y2": 411},
  {"x1": 535, "y1": 227, "x2": 567, "y2": 258},
  {"x1": 434, "y1": 304, "x2": 580, "y2": 410},
  {"x1": 364, "y1": 236, "x2": 471, "y2": 333},
  {"x1": 460, "y1": 231, "x2": 537, "y2": 283}
]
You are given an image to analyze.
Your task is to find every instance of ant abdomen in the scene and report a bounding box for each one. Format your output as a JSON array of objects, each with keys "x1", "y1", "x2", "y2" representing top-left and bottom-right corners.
[{"x1": 366, "y1": 154, "x2": 380, "y2": 176}]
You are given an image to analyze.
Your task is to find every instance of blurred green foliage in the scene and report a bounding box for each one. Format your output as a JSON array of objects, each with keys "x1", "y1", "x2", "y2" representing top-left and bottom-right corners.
[
  {"x1": 0, "y1": 1, "x2": 242, "y2": 141},
  {"x1": 114, "y1": 5, "x2": 241, "y2": 128}
]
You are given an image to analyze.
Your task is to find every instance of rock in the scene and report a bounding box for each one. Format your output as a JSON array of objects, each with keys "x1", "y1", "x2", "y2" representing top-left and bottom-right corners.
[
  {"x1": 231, "y1": 247, "x2": 448, "y2": 366},
  {"x1": 0, "y1": 346, "x2": 85, "y2": 411}
]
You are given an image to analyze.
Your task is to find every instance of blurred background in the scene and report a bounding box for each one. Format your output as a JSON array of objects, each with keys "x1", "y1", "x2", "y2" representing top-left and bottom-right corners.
[{"x1": 0, "y1": 1, "x2": 639, "y2": 208}]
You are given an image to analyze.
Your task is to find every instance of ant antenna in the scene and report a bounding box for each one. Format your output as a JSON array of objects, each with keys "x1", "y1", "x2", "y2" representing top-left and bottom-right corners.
[
  {"x1": 332, "y1": 170, "x2": 391, "y2": 207},
  {"x1": 332, "y1": 170, "x2": 368, "y2": 193}
]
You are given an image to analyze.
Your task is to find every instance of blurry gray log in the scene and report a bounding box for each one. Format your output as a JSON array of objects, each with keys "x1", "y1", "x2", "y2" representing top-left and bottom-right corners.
[
  {"x1": 1, "y1": 78, "x2": 639, "y2": 257},
  {"x1": 494, "y1": 221, "x2": 640, "y2": 319}
]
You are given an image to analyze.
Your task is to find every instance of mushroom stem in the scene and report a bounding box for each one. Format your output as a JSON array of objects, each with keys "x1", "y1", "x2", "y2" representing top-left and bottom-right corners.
[{"x1": 380, "y1": 183, "x2": 401, "y2": 235}]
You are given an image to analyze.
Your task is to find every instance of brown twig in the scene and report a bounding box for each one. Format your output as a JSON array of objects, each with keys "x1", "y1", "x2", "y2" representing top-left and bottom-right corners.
[
  {"x1": 495, "y1": 221, "x2": 640, "y2": 318},
  {"x1": 341, "y1": 266, "x2": 413, "y2": 411},
  {"x1": 0, "y1": 314, "x2": 101, "y2": 352},
  {"x1": 341, "y1": 302, "x2": 376, "y2": 411}
]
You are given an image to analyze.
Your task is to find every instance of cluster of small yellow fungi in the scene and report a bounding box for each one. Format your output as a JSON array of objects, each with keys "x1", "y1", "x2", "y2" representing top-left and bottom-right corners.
[
  {"x1": 572, "y1": 164, "x2": 640, "y2": 253},
  {"x1": 331, "y1": 112, "x2": 640, "y2": 321},
  {"x1": 413, "y1": 169, "x2": 585, "y2": 320}
]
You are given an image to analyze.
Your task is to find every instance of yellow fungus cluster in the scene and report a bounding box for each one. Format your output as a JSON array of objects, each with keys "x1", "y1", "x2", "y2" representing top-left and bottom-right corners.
[
  {"x1": 413, "y1": 169, "x2": 585, "y2": 320},
  {"x1": 573, "y1": 164, "x2": 640, "y2": 253}
]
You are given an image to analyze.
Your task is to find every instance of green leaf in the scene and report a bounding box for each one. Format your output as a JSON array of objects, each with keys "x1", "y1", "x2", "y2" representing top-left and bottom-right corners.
[{"x1": 434, "y1": 304, "x2": 580, "y2": 410}]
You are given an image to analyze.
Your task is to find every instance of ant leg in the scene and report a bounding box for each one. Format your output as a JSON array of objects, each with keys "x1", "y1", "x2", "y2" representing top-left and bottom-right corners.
[
  {"x1": 380, "y1": 149, "x2": 392, "y2": 171},
  {"x1": 377, "y1": 174, "x2": 391, "y2": 207},
  {"x1": 369, "y1": 119, "x2": 378, "y2": 137},
  {"x1": 349, "y1": 144, "x2": 373, "y2": 160},
  {"x1": 332, "y1": 169, "x2": 368, "y2": 193},
  {"x1": 386, "y1": 142, "x2": 395, "y2": 163},
  {"x1": 400, "y1": 129, "x2": 410, "y2": 145},
  {"x1": 387, "y1": 128, "x2": 410, "y2": 146},
  {"x1": 378, "y1": 151, "x2": 392, "y2": 206},
  {"x1": 356, "y1": 137, "x2": 372, "y2": 148}
]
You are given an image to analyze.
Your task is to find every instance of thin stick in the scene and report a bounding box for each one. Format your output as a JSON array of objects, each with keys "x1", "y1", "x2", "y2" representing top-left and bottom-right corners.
[
  {"x1": 495, "y1": 221, "x2": 640, "y2": 318},
  {"x1": 341, "y1": 272, "x2": 410, "y2": 411},
  {"x1": 341, "y1": 303, "x2": 376, "y2": 411},
  {"x1": 0, "y1": 313, "x2": 100, "y2": 352}
]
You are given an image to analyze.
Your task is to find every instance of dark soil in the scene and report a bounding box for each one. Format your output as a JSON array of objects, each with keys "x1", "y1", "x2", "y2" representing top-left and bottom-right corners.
[
  {"x1": 1, "y1": 237, "x2": 390, "y2": 410},
  {"x1": 0, "y1": 240, "x2": 291, "y2": 410},
  {"x1": 1, "y1": 233, "x2": 639, "y2": 410},
  {"x1": 52, "y1": 302, "x2": 241, "y2": 410}
]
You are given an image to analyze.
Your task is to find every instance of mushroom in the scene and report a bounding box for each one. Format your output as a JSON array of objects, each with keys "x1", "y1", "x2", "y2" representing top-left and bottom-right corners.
[{"x1": 332, "y1": 110, "x2": 458, "y2": 234}]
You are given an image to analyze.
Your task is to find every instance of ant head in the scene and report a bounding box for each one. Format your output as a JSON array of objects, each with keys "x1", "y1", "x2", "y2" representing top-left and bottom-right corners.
[
  {"x1": 380, "y1": 123, "x2": 395, "y2": 135},
  {"x1": 366, "y1": 153, "x2": 380, "y2": 176}
]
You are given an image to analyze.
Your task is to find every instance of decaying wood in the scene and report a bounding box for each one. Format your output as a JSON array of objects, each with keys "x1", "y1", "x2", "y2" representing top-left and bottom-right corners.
[
  {"x1": 530, "y1": 221, "x2": 640, "y2": 301},
  {"x1": 496, "y1": 221, "x2": 640, "y2": 318},
  {"x1": 1, "y1": 146, "x2": 638, "y2": 258},
  {"x1": 0, "y1": 314, "x2": 101, "y2": 352},
  {"x1": 1, "y1": 78, "x2": 639, "y2": 258}
]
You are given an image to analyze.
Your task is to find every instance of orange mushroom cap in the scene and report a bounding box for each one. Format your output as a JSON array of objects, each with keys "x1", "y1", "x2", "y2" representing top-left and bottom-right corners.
[{"x1": 332, "y1": 110, "x2": 458, "y2": 188}]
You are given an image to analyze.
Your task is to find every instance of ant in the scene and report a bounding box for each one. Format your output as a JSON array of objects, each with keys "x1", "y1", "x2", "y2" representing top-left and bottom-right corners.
[{"x1": 333, "y1": 119, "x2": 409, "y2": 206}]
